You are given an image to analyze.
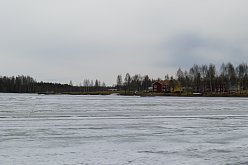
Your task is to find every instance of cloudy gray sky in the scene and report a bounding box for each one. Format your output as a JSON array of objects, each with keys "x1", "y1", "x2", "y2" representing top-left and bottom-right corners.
[{"x1": 1, "y1": 0, "x2": 248, "y2": 85}]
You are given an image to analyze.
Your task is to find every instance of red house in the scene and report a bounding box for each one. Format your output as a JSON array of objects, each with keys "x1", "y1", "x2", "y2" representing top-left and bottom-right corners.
[{"x1": 153, "y1": 80, "x2": 170, "y2": 92}]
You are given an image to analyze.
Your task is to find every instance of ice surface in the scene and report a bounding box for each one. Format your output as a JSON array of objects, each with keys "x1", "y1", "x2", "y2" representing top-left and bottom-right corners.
[{"x1": 1, "y1": 94, "x2": 248, "y2": 164}]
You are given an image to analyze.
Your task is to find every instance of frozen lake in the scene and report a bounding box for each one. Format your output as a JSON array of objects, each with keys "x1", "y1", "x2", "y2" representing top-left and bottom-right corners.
[{"x1": 1, "y1": 93, "x2": 248, "y2": 165}]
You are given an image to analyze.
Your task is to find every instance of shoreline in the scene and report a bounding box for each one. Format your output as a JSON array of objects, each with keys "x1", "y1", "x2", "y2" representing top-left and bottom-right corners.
[
  {"x1": 2, "y1": 91, "x2": 248, "y2": 97},
  {"x1": 59, "y1": 91, "x2": 248, "y2": 97}
]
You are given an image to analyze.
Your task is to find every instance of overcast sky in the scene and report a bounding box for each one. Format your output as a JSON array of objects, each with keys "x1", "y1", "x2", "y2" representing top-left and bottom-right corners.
[{"x1": 1, "y1": 0, "x2": 248, "y2": 85}]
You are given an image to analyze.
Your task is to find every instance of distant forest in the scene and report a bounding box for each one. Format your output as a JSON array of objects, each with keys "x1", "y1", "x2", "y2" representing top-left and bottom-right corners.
[
  {"x1": 117, "y1": 62, "x2": 248, "y2": 93},
  {"x1": 175, "y1": 62, "x2": 248, "y2": 93},
  {"x1": 0, "y1": 76, "x2": 108, "y2": 93},
  {"x1": 1, "y1": 62, "x2": 248, "y2": 94}
]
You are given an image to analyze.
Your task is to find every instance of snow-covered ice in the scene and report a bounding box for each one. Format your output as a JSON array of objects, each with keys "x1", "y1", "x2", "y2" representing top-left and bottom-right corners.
[{"x1": 1, "y1": 93, "x2": 248, "y2": 164}]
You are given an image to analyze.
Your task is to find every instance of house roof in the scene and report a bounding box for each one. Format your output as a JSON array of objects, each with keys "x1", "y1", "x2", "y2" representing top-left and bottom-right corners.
[{"x1": 153, "y1": 80, "x2": 169, "y2": 85}]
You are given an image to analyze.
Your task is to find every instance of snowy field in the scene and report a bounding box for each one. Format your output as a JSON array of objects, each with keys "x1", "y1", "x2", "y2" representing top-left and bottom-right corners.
[{"x1": 1, "y1": 94, "x2": 248, "y2": 165}]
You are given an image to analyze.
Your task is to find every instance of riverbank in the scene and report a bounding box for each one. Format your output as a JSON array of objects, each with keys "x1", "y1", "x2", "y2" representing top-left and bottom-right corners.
[{"x1": 58, "y1": 91, "x2": 248, "y2": 97}]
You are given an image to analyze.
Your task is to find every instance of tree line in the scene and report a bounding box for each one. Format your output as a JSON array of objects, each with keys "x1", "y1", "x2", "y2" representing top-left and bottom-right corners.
[
  {"x1": 116, "y1": 62, "x2": 248, "y2": 93},
  {"x1": 1, "y1": 62, "x2": 248, "y2": 94},
  {"x1": 0, "y1": 75, "x2": 109, "y2": 93},
  {"x1": 176, "y1": 62, "x2": 248, "y2": 93},
  {"x1": 116, "y1": 73, "x2": 153, "y2": 92}
]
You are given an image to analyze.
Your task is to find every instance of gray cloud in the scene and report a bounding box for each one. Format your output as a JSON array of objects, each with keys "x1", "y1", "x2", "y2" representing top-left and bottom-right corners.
[
  {"x1": 0, "y1": 0, "x2": 248, "y2": 84},
  {"x1": 157, "y1": 33, "x2": 248, "y2": 70}
]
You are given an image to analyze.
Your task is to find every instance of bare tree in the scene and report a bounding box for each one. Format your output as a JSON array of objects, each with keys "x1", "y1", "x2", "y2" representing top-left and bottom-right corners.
[
  {"x1": 207, "y1": 64, "x2": 216, "y2": 93},
  {"x1": 116, "y1": 74, "x2": 123, "y2": 90},
  {"x1": 124, "y1": 73, "x2": 131, "y2": 91}
]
